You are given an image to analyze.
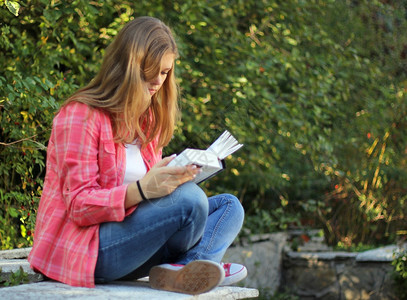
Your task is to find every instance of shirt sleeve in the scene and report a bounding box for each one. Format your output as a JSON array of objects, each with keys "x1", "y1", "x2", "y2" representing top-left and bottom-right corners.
[{"x1": 53, "y1": 102, "x2": 127, "y2": 227}]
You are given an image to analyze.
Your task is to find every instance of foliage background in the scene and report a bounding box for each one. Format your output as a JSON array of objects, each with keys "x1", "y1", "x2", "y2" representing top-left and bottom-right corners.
[{"x1": 0, "y1": 0, "x2": 406, "y2": 250}]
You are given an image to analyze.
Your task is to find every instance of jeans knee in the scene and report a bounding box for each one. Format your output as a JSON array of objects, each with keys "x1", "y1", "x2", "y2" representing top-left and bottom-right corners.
[
  {"x1": 223, "y1": 194, "x2": 245, "y2": 227},
  {"x1": 177, "y1": 181, "x2": 209, "y2": 219}
]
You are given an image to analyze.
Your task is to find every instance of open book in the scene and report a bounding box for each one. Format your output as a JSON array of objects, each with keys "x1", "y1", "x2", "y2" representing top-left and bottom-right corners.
[{"x1": 168, "y1": 131, "x2": 243, "y2": 184}]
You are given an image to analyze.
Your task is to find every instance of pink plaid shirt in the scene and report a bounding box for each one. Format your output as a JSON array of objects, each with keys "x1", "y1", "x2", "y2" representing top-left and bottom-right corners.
[{"x1": 28, "y1": 102, "x2": 162, "y2": 287}]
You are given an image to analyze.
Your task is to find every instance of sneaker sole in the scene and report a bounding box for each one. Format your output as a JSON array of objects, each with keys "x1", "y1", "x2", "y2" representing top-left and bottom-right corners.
[{"x1": 149, "y1": 260, "x2": 224, "y2": 295}]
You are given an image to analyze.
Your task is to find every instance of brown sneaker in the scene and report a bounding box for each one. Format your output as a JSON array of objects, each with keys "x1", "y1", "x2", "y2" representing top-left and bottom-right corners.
[{"x1": 149, "y1": 260, "x2": 225, "y2": 295}]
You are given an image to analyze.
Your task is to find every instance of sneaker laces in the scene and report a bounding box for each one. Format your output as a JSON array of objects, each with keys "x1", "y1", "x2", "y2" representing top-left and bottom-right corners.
[{"x1": 221, "y1": 262, "x2": 232, "y2": 276}]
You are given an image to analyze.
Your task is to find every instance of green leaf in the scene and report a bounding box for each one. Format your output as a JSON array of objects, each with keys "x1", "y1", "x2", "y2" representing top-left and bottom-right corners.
[
  {"x1": 8, "y1": 207, "x2": 19, "y2": 218},
  {"x1": 5, "y1": 0, "x2": 20, "y2": 17}
]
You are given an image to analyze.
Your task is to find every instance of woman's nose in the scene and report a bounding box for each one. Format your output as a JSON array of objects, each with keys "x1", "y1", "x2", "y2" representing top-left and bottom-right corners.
[{"x1": 151, "y1": 75, "x2": 163, "y2": 86}]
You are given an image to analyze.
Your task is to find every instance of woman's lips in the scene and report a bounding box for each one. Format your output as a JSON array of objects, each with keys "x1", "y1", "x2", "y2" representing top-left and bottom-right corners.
[{"x1": 148, "y1": 89, "x2": 156, "y2": 95}]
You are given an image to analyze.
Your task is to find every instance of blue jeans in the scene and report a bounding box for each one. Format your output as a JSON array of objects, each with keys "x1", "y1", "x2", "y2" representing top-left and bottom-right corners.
[{"x1": 94, "y1": 182, "x2": 244, "y2": 283}]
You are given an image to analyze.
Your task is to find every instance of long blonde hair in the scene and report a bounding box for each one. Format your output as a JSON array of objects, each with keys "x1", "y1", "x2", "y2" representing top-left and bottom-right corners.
[{"x1": 65, "y1": 16, "x2": 179, "y2": 150}]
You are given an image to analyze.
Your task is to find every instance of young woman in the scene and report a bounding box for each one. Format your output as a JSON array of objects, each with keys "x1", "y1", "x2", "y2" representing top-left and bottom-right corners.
[{"x1": 28, "y1": 16, "x2": 246, "y2": 295}]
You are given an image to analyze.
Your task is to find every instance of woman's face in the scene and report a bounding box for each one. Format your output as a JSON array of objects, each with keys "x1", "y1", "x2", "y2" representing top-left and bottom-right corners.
[{"x1": 146, "y1": 52, "x2": 174, "y2": 98}]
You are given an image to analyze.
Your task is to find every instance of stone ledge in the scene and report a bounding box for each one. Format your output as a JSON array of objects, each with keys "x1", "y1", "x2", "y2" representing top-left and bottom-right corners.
[
  {"x1": 0, "y1": 280, "x2": 259, "y2": 299},
  {"x1": 284, "y1": 244, "x2": 406, "y2": 263},
  {"x1": 355, "y1": 245, "x2": 400, "y2": 262},
  {"x1": 0, "y1": 248, "x2": 32, "y2": 260},
  {"x1": 0, "y1": 250, "x2": 258, "y2": 299},
  {"x1": 281, "y1": 244, "x2": 406, "y2": 299},
  {"x1": 285, "y1": 251, "x2": 357, "y2": 261}
]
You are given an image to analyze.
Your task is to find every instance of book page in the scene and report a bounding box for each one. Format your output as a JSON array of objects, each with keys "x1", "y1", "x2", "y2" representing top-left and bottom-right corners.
[
  {"x1": 207, "y1": 130, "x2": 243, "y2": 159},
  {"x1": 167, "y1": 130, "x2": 242, "y2": 183}
]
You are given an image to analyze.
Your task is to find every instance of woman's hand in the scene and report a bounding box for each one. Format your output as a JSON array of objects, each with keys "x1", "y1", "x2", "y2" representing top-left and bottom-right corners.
[{"x1": 125, "y1": 155, "x2": 201, "y2": 208}]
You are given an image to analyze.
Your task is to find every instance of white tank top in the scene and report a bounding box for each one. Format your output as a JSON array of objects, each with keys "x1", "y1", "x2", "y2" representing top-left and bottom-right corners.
[{"x1": 122, "y1": 142, "x2": 147, "y2": 185}]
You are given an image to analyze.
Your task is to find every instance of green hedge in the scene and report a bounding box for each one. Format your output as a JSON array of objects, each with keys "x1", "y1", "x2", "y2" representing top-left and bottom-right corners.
[{"x1": 1, "y1": 0, "x2": 406, "y2": 249}]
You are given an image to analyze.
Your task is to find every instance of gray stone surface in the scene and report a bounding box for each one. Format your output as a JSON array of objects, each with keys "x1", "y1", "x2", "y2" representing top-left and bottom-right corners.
[
  {"x1": 224, "y1": 232, "x2": 287, "y2": 293},
  {"x1": 0, "y1": 248, "x2": 32, "y2": 260},
  {"x1": 0, "y1": 259, "x2": 32, "y2": 273},
  {"x1": 356, "y1": 245, "x2": 398, "y2": 262},
  {"x1": 282, "y1": 257, "x2": 342, "y2": 299},
  {"x1": 282, "y1": 246, "x2": 400, "y2": 300},
  {"x1": 0, "y1": 280, "x2": 259, "y2": 299},
  {"x1": 285, "y1": 251, "x2": 357, "y2": 261},
  {"x1": 339, "y1": 263, "x2": 396, "y2": 300}
]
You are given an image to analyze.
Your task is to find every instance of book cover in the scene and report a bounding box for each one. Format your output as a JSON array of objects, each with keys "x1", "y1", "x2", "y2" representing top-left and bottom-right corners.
[{"x1": 168, "y1": 130, "x2": 243, "y2": 184}]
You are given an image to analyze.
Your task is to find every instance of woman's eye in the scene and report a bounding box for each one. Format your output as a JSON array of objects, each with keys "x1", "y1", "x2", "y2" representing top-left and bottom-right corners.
[{"x1": 161, "y1": 71, "x2": 169, "y2": 75}]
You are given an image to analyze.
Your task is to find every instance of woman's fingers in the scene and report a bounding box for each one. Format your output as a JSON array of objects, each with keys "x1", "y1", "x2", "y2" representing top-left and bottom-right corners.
[
  {"x1": 153, "y1": 154, "x2": 177, "y2": 168},
  {"x1": 157, "y1": 166, "x2": 199, "y2": 186},
  {"x1": 138, "y1": 159, "x2": 202, "y2": 199}
]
